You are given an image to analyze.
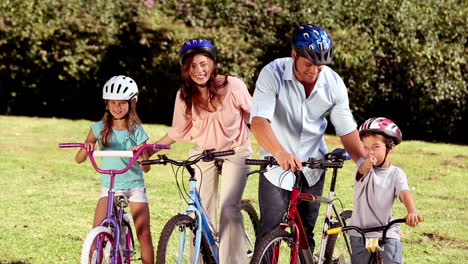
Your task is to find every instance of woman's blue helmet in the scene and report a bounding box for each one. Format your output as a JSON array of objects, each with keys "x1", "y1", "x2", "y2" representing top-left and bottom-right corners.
[
  {"x1": 179, "y1": 38, "x2": 217, "y2": 66},
  {"x1": 292, "y1": 25, "x2": 334, "y2": 65}
]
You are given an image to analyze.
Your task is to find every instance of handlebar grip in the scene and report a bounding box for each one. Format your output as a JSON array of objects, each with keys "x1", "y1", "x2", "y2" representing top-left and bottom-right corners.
[
  {"x1": 211, "y1": 150, "x2": 235, "y2": 157},
  {"x1": 326, "y1": 227, "x2": 343, "y2": 235},
  {"x1": 245, "y1": 159, "x2": 268, "y2": 166},
  {"x1": 93, "y1": 151, "x2": 134, "y2": 157},
  {"x1": 140, "y1": 159, "x2": 164, "y2": 166},
  {"x1": 152, "y1": 144, "x2": 171, "y2": 150}
]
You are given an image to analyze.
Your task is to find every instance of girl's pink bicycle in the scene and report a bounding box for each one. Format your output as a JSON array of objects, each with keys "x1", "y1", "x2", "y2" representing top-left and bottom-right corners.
[{"x1": 59, "y1": 143, "x2": 170, "y2": 264}]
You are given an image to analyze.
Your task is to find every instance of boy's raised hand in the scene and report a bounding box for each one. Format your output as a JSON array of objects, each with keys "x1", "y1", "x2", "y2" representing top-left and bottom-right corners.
[
  {"x1": 406, "y1": 212, "x2": 424, "y2": 227},
  {"x1": 359, "y1": 152, "x2": 377, "y2": 175}
]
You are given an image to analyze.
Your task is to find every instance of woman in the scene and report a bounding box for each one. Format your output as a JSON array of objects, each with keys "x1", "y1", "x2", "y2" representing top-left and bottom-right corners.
[{"x1": 153, "y1": 38, "x2": 252, "y2": 263}]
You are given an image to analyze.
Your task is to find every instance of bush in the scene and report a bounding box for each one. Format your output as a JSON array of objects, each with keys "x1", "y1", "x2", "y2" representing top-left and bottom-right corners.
[
  {"x1": 0, "y1": 0, "x2": 466, "y2": 143},
  {"x1": 156, "y1": 0, "x2": 467, "y2": 143}
]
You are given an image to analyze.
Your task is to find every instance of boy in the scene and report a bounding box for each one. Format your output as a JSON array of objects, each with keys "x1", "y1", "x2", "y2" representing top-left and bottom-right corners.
[{"x1": 350, "y1": 117, "x2": 424, "y2": 264}]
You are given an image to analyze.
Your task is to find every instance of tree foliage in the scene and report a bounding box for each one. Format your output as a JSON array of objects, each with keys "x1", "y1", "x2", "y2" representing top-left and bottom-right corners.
[{"x1": 0, "y1": 0, "x2": 466, "y2": 143}]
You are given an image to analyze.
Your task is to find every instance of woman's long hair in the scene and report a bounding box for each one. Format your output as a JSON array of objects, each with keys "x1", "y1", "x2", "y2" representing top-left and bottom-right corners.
[
  {"x1": 179, "y1": 53, "x2": 229, "y2": 115},
  {"x1": 99, "y1": 99, "x2": 141, "y2": 146}
]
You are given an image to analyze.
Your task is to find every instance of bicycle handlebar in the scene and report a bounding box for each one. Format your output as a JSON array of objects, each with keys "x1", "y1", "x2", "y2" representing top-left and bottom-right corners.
[
  {"x1": 58, "y1": 143, "x2": 171, "y2": 174},
  {"x1": 327, "y1": 218, "x2": 406, "y2": 244},
  {"x1": 245, "y1": 148, "x2": 349, "y2": 170},
  {"x1": 140, "y1": 149, "x2": 235, "y2": 167}
]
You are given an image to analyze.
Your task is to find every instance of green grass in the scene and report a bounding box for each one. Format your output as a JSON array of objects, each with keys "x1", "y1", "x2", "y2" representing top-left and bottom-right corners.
[{"x1": 0, "y1": 115, "x2": 467, "y2": 263}]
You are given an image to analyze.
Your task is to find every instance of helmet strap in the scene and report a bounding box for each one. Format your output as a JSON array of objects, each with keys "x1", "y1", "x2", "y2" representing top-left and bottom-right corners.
[
  {"x1": 197, "y1": 81, "x2": 209, "y2": 88},
  {"x1": 375, "y1": 150, "x2": 388, "y2": 168},
  {"x1": 375, "y1": 142, "x2": 393, "y2": 168}
]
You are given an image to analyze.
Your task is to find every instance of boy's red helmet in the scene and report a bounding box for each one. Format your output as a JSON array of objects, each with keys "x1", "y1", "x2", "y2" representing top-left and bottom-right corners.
[{"x1": 359, "y1": 117, "x2": 402, "y2": 145}]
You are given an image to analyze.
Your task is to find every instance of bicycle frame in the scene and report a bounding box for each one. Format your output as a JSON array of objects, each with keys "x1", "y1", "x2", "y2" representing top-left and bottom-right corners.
[
  {"x1": 59, "y1": 143, "x2": 170, "y2": 264},
  {"x1": 279, "y1": 167, "x2": 350, "y2": 264},
  {"x1": 184, "y1": 170, "x2": 220, "y2": 264},
  {"x1": 168, "y1": 163, "x2": 220, "y2": 264}
]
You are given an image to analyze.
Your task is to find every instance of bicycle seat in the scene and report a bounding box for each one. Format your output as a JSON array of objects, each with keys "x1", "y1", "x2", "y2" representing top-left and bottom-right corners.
[{"x1": 324, "y1": 148, "x2": 347, "y2": 161}]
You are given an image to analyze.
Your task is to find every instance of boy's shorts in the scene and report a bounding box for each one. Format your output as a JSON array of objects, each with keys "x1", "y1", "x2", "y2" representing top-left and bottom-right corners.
[
  {"x1": 350, "y1": 236, "x2": 403, "y2": 264},
  {"x1": 99, "y1": 187, "x2": 148, "y2": 203}
]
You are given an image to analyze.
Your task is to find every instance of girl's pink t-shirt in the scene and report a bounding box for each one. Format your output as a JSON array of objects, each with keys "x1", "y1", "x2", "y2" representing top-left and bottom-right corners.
[{"x1": 168, "y1": 76, "x2": 252, "y2": 151}]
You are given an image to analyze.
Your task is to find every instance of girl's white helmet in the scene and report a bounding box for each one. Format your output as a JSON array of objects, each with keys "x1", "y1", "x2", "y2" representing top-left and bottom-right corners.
[{"x1": 102, "y1": 75, "x2": 138, "y2": 101}]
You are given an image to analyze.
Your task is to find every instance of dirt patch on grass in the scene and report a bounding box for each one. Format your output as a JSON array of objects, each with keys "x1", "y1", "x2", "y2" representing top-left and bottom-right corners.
[
  {"x1": 433, "y1": 195, "x2": 464, "y2": 201},
  {"x1": 0, "y1": 261, "x2": 32, "y2": 264},
  {"x1": 419, "y1": 232, "x2": 468, "y2": 250},
  {"x1": 416, "y1": 149, "x2": 440, "y2": 156},
  {"x1": 423, "y1": 176, "x2": 438, "y2": 181},
  {"x1": 439, "y1": 154, "x2": 468, "y2": 168},
  {"x1": 440, "y1": 158, "x2": 467, "y2": 169}
]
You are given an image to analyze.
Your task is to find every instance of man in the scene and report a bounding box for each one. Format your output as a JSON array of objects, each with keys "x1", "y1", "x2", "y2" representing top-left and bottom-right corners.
[{"x1": 251, "y1": 24, "x2": 364, "y2": 253}]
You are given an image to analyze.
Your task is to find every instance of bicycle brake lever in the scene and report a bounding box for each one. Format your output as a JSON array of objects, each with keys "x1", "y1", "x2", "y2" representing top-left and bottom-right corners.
[{"x1": 202, "y1": 149, "x2": 216, "y2": 162}]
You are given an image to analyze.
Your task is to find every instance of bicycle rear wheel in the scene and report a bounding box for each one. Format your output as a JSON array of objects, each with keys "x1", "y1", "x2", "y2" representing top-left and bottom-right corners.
[
  {"x1": 81, "y1": 226, "x2": 117, "y2": 264},
  {"x1": 156, "y1": 214, "x2": 214, "y2": 264},
  {"x1": 324, "y1": 210, "x2": 353, "y2": 264},
  {"x1": 240, "y1": 199, "x2": 259, "y2": 258},
  {"x1": 250, "y1": 229, "x2": 305, "y2": 264}
]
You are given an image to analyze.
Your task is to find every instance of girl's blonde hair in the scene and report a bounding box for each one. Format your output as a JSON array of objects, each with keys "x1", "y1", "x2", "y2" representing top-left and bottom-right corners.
[{"x1": 99, "y1": 99, "x2": 141, "y2": 146}]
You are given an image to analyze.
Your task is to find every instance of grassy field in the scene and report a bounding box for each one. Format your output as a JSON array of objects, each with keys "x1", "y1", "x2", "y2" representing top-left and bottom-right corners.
[{"x1": 0, "y1": 115, "x2": 467, "y2": 263}]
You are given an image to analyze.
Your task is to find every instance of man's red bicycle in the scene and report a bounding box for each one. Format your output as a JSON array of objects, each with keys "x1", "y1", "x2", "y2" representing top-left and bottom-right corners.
[{"x1": 248, "y1": 148, "x2": 353, "y2": 264}]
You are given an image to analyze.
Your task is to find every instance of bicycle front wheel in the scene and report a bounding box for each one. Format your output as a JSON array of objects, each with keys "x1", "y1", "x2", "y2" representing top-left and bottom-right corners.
[
  {"x1": 324, "y1": 210, "x2": 353, "y2": 264},
  {"x1": 81, "y1": 226, "x2": 117, "y2": 264},
  {"x1": 250, "y1": 229, "x2": 305, "y2": 264},
  {"x1": 241, "y1": 199, "x2": 259, "y2": 258},
  {"x1": 156, "y1": 214, "x2": 214, "y2": 264}
]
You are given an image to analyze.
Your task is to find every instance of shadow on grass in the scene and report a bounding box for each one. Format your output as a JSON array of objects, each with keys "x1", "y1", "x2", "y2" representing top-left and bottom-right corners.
[{"x1": 1, "y1": 262, "x2": 32, "y2": 264}]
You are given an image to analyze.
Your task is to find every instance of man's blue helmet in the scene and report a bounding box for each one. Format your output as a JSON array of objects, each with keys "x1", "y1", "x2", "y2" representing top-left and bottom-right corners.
[
  {"x1": 292, "y1": 25, "x2": 334, "y2": 65},
  {"x1": 179, "y1": 38, "x2": 217, "y2": 66}
]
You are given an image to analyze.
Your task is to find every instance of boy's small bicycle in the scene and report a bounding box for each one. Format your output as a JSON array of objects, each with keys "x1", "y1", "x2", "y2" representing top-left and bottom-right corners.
[
  {"x1": 140, "y1": 149, "x2": 259, "y2": 264},
  {"x1": 248, "y1": 148, "x2": 353, "y2": 264},
  {"x1": 326, "y1": 218, "x2": 407, "y2": 264},
  {"x1": 59, "y1": 143, "x2": 170, "y2": 264}
]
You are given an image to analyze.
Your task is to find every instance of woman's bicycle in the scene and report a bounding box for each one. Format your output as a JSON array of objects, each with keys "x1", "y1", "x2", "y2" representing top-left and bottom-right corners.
[
  {"x1": 248, "y1": 148, "x2": 353, "y2": 264},
  {"x1": 59, "y1": 143, "x2": 170, "y2": 264},
  {"x1": 326, "y1": 218, "x2": 407, "y2": 264},
  {"x1": 140, "y1": 149, "x2": 259, "y2": 264}
]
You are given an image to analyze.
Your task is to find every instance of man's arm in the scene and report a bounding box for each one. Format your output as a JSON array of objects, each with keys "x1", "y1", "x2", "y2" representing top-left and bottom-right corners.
[
  {"x1": 339, "y1": 129, "x2": 365, "y2": 163},
  {"x1": 251, "y1": 116, "x2": 302, "y2": 171}
]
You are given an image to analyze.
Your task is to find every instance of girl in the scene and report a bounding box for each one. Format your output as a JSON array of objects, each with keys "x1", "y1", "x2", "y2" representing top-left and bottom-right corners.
[
  {"x1": 147, "y1": 38, "x2": 252, "y2": 263},
  {"x1": 75, "y1": 75, "x2": 154, "y2": 264}
]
